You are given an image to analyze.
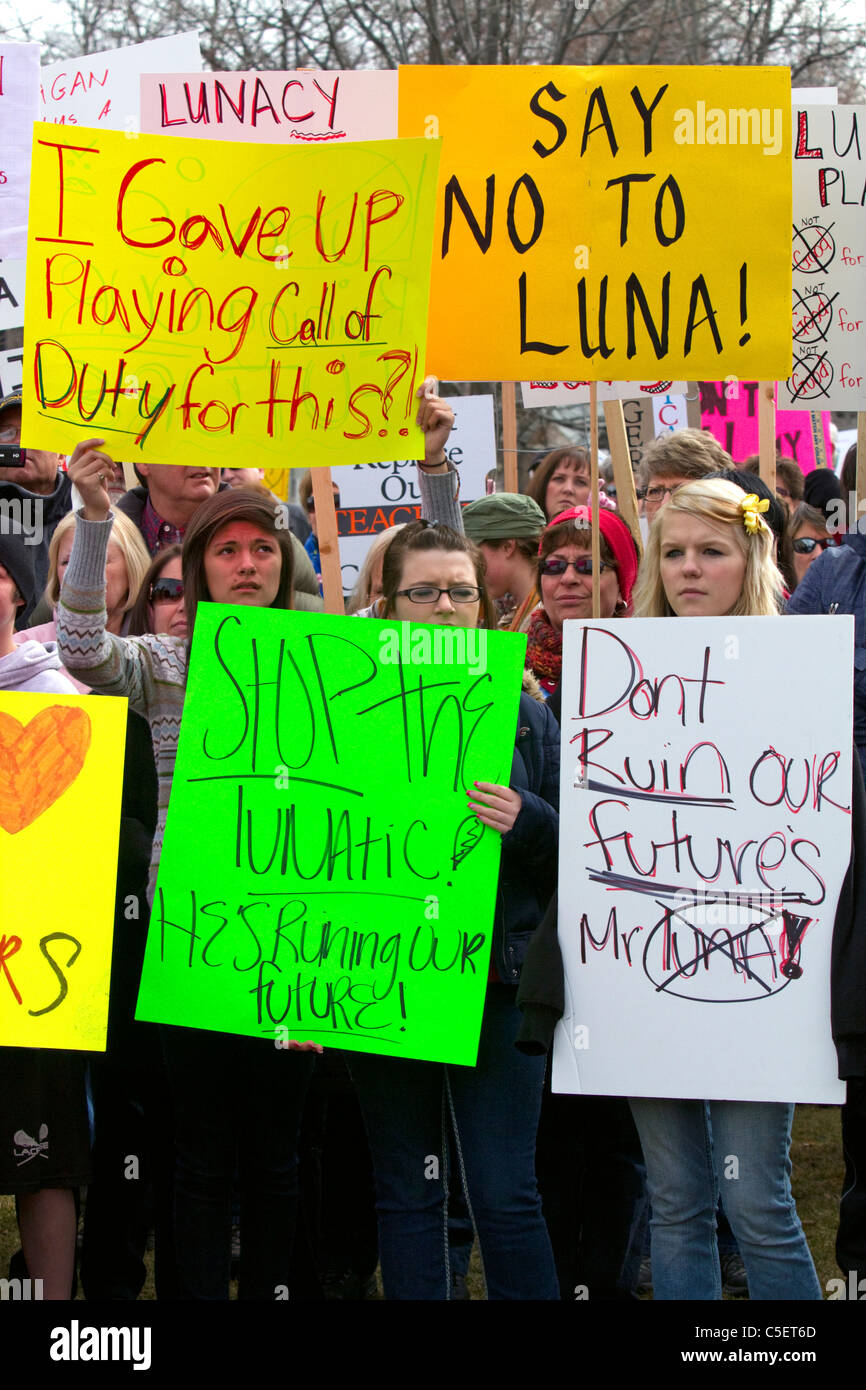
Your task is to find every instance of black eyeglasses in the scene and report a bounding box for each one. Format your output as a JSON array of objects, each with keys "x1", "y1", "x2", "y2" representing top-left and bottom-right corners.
[
  {"x1": 792, "y1": 536, "x2": 834, "y2": 555},
  {"x1": 395, "y1": 584, "x2": 482, "y2": 604},
  {"x1": 539, "y1": 556, "x2": 613, "y2": 577},
  {"x1": 305, "y1": 494, "x2": 341, "y2": 511},
  {"x1": 150, "y1": 577, "x2": 184, "y2": 603}
]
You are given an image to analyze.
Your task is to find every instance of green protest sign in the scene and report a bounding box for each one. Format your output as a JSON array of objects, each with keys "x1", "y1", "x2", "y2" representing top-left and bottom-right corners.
[{"x1": 135, "y1": 606, "x2": 526, "y2": 1064}]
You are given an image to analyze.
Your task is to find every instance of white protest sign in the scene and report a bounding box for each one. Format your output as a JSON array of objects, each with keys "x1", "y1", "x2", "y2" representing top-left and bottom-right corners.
[
  {"x1": 39, "y1": 32, "x2": 201, "y2": 131},
  {"x1": 778, "y1": 106, "x2": 866, "y2": 411},
  {"x1": 0, "y1": 43, "x2": 40, "y2": 259},
  {"x1": 554, "y1": 615, "x2": 852, "y2": 1104},
  {"x1": 0, "y1": 257, "x2": 25, "y2": 331},
  {"x1": 521, "y1": 380, "x2": 686, "y2": 408},
  {"x1": 140, "y1": 69, "x2": 397, "y2": 142},
  {"x1": 331, "y1": 393, "x2": 496, "y2": 600},
  {"x1": 652, "y1": 392, "x2": 689, "y2": 434},
  {"x1": 0, "y1": 343, "x2": 24, "y2": 396}
]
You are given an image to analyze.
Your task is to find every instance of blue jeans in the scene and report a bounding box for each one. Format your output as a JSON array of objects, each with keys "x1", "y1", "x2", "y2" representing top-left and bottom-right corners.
[
  {"x1": 349, "y1": 984, "x2": 558, "y2": 1300},
  {"x1": 629, "y1": 1098, "x2": 821, "y2": 1300}
]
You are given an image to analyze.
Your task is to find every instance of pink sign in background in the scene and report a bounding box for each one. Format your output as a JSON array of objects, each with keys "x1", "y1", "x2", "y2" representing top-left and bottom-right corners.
[{"x1": 700, "y1": 381, "x2": 832, "y2": 472}]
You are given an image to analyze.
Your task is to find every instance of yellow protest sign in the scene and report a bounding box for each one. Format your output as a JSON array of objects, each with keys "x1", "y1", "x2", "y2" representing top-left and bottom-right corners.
[
  {"x1": 0, "y1": 692, "x2": 127, "y2": 1049},
  {"x1": 398, "y1": 66, "x2": 792, "y2": 381},
  {"x1": 23, "y1": 129, "x2": 440, "y2": 466}
]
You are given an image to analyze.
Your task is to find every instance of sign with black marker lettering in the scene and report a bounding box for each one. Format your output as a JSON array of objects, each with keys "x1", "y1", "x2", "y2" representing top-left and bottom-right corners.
[
  {"x1": 136, "y1": 606, "x2": 526, "y2": 1063},
  {"x1": 554, "y1": 616, "x2": 852, "y2": 1103}
]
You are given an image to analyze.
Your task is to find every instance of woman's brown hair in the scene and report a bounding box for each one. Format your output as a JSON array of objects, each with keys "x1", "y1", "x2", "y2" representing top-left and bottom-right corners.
[
  {"x1": 181, "y1": 488, "x2": 294, "y2": 631},
  {"x1": 526, "y1": 447, "x2": 590, "y2": 518}
]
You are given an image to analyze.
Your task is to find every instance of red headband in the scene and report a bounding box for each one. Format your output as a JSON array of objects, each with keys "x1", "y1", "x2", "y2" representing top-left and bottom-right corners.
[{"x1": 543, "y1": 506, "x2": 639, "y2": 608}]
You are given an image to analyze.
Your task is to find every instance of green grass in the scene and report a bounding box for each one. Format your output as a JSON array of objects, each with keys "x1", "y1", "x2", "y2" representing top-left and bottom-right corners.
[{"x1": 0, "y1": 1104, "x2": 845, "y2": 1300}]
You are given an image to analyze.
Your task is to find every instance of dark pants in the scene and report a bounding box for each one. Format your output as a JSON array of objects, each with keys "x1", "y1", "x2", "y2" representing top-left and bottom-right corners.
[
  {"x1": 161, "y1": 1026, "x2": 314, "y2": 1300},
  {"x1": 349, "y1": 984, "x2": 558, "y2": 1300},
  {"x1": 838, "y1": 1078, "x2": 866, "y2": 1284}
]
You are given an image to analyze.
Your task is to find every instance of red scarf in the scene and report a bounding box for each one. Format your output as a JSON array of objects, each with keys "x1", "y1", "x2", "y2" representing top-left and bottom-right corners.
[{"x1": 526, "y1": 606, "x2": 562, "y2": 693}]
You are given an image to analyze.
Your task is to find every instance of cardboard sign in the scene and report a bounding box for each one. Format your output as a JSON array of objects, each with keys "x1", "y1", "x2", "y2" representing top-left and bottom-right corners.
[
  {"x1": 333, "y1": 393, "x2": 496, "y2": 598},
  {"x1": 0, "y1": 43, "x2": 40, "y2": 259},
  {"x1": 399, "y1": 65, "x2": 792, "y2": 381},
  {"x1": 22, "y1": 127, "x2": 440, "y2": 468},
  {"x1": 0, "y1": 692, "x2": 127, "y2": 1050},
  {"x1": 0, "y1": 257, "x2": 25, "y2": 332},
  {"x1": 141, "y1": 69, "x2": 397, "y2": 142},
  {"x1": 554, "y1": 616, "x2": 852, "y2": 1103},
  {"x1": 39, "y1": 32, "x2": 201, "y2": 131},
  {"x1": 778, "y1": 106, "x2": 866, "y2": 411},
  {"x1": 521, "y1": 380, "x2": 686, "y2": 407},
  {"x1": 136, "y1": 606, "x2": 526, "y2": 1063},
  {"x1": 700, "y1": 379, "x2": 831, "y2": 470}
]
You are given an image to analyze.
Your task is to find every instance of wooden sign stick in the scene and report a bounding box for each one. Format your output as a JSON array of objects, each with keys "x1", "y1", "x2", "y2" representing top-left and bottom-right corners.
[
  {"x1": 757, "y1": 381, "x2": 776, "y2": 493},
  {"x1": 857, "y1": 412, "x2": 866, "y2": 522},
  {"x1": 590, "y1": 381, "x2": 600, "y2": 619},
  {"x1": 603, "y1": 398, "x2": 643, "y2": 556},
  {"x1": 501, "y1": 381, "x2": 518, "y2": 492},
  {"x1": 311, "y1": 465, "x2": 343, "y2": 614}
]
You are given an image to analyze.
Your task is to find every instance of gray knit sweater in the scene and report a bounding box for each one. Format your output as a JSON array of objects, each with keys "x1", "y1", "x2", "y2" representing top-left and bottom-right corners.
[{"x1": 56, "y1": 514, "x2": 187, "y2": 901}]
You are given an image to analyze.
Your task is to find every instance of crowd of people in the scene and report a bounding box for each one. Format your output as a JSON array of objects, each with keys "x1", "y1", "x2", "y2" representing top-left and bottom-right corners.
[{"x1": 1, "y1": 381, "x2": 864, "y2": 1302}]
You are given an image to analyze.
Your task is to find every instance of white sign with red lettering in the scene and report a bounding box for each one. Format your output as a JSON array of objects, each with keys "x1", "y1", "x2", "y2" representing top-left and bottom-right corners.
[
  {"x1": 0, "y1": 43, "x2": 40, "y2": 259},
  {"x1": 40, "y1": 32, "x2": 201, "y2": 131},
  {"x1": 521, "y1": 380, "x2": 686, "y2": 408},
  {"x1": 554, "y1": 616, "x2": 852, "y2": 1103},
  {"x1": 779, "y1": 105, "x2": 866, "y2": 410}
]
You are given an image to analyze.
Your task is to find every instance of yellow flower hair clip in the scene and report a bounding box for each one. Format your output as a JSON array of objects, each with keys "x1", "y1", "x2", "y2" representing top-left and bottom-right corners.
[{"x1": 740, "y1": 493, "x2": 770, "y2": 535}]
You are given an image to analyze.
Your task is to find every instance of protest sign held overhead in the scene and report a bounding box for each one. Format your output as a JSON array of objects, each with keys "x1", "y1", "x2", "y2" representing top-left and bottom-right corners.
[
  {"x1": 0, "y1": 692, "x2": 127, "y2": 1050},
  {"x1": 22, "y1": 127, "x2": 440, "y2": 467},
  {"x1": 553, "y1": 616, "x2": 852, "y2": 1104},
  {"x1": 136, "y1": 605, "x2": 526, "y2": 1064},
  {"x1": 521, "y1": 380, "x2": 686, "y2": 407},
  {"x1": 141, "y1": 68, "x2": 397, "y2": 142},
  {"x1": 0, "y1": 43, "x2": 40, "y2": 260},
  {"x1": 40, "y1": 32, "x2": 201, "y2": 130},
  {"x1": 778, "y1": 105, "x2": 866, "y2": 411},
  {"x1": 399, "y1": 65, "x2": 792, "y2": 382},
  {"x1": 701, "y1": 379, "x2": 832, "y2": 469}
]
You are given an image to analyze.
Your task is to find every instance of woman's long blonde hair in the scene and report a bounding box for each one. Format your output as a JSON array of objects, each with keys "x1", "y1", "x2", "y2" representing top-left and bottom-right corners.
[{"x1": 633, "y1": 478, "x2": 784, "y2": 618}]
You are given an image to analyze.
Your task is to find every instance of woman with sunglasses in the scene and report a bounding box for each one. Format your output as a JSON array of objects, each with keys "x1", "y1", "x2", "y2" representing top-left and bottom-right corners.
[
  {"x1": 527, "y1": 506, "x2": 639, "y2": 701},
  {"x1": 57, "y1": 442, "x2": 319, "y2": 1302},
  {"x1": 349, "y1": 518, "x2": 561, "y2": 1299},
  {"x1": 127, "y1": 545, "x2": 187, "y2": 638},
  {"x1": 789, "y1": 503, "x2": 836, "y2": 590}
]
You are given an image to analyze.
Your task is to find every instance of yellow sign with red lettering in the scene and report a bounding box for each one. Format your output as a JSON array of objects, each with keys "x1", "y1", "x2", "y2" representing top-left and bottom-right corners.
[{"x1": 23, "y1": 127, "x2": 440, "y2": 466}]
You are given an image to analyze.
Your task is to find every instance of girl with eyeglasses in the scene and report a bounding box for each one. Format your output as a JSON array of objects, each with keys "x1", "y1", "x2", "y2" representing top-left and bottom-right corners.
[{"x1": 349, "y1": 518, "x2": 561, "y2": 1299}]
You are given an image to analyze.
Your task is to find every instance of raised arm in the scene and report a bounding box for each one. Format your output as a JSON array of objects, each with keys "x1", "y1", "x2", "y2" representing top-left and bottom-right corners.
[
  {"x1": 415, "y1": 376, "x2": 463, "y2": 532},
  {"x1": 55, "y1": 440, "x2": 163, "y2": 712}
]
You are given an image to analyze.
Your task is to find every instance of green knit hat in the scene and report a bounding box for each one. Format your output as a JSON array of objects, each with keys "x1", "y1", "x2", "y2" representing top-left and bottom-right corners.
[{"x1": 463, "y1": 493, "x2": 546, "y2": 542}]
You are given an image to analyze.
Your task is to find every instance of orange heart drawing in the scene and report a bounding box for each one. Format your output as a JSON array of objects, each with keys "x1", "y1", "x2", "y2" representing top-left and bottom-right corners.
[{"x1": 0, "y1": 706, "x2": 92, "y2": 834}]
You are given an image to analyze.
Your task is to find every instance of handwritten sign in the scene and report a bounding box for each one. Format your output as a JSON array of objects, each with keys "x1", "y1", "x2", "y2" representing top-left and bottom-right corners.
[
  {"x1": 332, "y1": 394, "x2": 496, "y2": 597},
  {"x1": 22, "y1": 127, "x2": 440, "y2": 468},
  {"x1": 0, "y1": 43, "x2": 40, "y2": 259},
  {"x1": 700, "y1": 379, "x2": 831, "y2": 470},
  {"x1": 141, "y1": 69, "x2": 397, "y2": 143},
  {"x1": 0, "y1": 692, "x2": 127, "y2": 1050},
  {"x1": 40, "y1": 32, "x2": 201, "y2": 131},
  {"x1": 0, "y1": 257, "x2": 25, "y2": 332},
  {"x1": 520, "y1": 380, "x2": 686, "y2": 407},
  {"x1": 399, "y1": 65, "x2": 792, "y2": 381},
  {"x1": 553, "y1": 616, "x2": 852, "y2": 1103},
  {"x1": 136, "y1": 606, "x2": 525, "y2": 1062},
  {"x1": 777, "y1": 106, "x2": 866, "y2": 411}
]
